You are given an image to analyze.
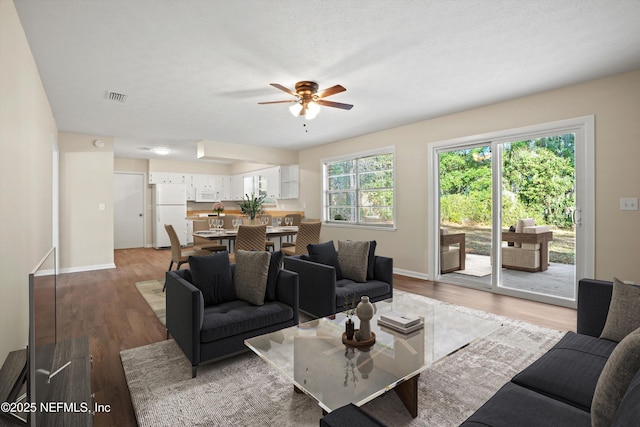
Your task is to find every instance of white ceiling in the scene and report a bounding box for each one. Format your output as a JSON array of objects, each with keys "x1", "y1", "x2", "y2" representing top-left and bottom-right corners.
[{"x1": 15, "y1": 0, "x2": 640, "y2": 163}]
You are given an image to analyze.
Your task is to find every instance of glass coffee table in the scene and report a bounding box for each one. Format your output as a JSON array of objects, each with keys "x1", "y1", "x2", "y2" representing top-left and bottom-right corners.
[{"x1": 245, "y1": 292, "x2": 500, "y2": 417}]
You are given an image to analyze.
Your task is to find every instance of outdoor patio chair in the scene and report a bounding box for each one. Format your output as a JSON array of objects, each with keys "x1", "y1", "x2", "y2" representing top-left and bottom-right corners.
[
  {"x1": 440, "y1": 227, "x2": 466, "y2": 273},
  {"x1": 502, "y1": 218, "x2": 553, "y2": 272}
]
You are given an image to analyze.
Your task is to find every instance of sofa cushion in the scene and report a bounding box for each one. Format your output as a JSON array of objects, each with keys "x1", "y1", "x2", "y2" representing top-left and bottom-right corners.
[
  {"x1": 335, "y1": 279, "x2": 391, "y2": 307},
  {"x1": 264, "y1": 250, "x2": 283, "y2": 302},
  {"x1": 200, "y1": 300, "x2": 294, "y2": 343},
  {"x1": 511, "y1": 331, "x2": 617, "y2": 411},
  {"x1": 188, "y1": 251, "x2": 235, "y2": 306},
  {"x1": 367, "y1": 240, "x2": 377, "y2": 279},
  {"x1": 592, "y1": 327, "x2": 640, "y2": 427},
  {"x1": 612, "y1": 368, "x2": 640, "y2": 426},
  {"x1": 460, "y1": 382, "x2": 591, "y2": 427},
  {"x1": 307, "y1": 241, "x2": 343, "y2": 279},
  {"x1": 600, "y1": 277, "x2": 640, "y2": 342},
  {"x1": 338, "y1": 240, "x2": 370, "y2": 282},
  {"x1": 234, "y1": 250, "x2": 271, "y2": 306}
]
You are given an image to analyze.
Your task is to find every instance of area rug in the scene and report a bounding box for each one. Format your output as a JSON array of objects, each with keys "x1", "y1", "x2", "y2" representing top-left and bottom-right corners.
[
  {"x1": 135, "y1": 279, "x2": 165, "y2": 326},
  {"x1": 454, "y1": 254, "x2": 493, "y2": 277},
  {"x1": 121, "y1": 291, "x2": 565, "y2": 426}
]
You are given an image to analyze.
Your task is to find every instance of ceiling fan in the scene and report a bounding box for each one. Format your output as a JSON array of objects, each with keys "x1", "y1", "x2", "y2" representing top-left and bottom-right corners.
[{"x1": 258, "y1": 81, "x2": 353, "y2": 119}]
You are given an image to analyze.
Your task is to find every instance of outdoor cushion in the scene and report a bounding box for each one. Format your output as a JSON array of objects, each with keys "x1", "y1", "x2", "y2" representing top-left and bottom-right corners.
[
  {"x1": 600, "y1": 277, "x2": 640, "y2": 342},
  {"x1": 188, "y1": 252, "x2": 235, "y2": 306},
  {"x1": 461, "y1": 382, "x2": 590, "y2": 427},
  {"x1": 200, "y1": 300, "x2": 293, "y2": 343},
  {"x1": 234, "y1": 250, "x2": 271, "y2": 306},
  {"x1": 338, "y1": 240, "x2": 370, "y2": 282},
  {"x1": 511, "y1": 331, "x2": 617, "y2": 411},
  {"x1": 592, "y1": 327, "x2": 640, "y2": 427}
]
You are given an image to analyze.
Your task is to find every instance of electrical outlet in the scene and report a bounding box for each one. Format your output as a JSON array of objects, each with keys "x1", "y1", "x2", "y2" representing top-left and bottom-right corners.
[{"x1": 620, "y1": 197, "x2": 639, "y2": 211}]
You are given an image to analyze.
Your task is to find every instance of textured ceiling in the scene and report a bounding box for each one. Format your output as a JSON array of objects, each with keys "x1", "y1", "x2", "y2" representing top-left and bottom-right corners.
[{"x1": 14, "y1": 0, "x2": 640, "y2": 162}]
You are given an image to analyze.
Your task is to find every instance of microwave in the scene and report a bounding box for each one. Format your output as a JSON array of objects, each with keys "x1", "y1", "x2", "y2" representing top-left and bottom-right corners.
[{"x1": 195, "y1": 188, "x2": 219, "y2": 202}]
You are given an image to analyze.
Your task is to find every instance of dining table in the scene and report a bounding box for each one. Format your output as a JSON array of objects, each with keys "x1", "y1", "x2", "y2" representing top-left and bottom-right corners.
[{"x1": 192, "y1": 225, "x2": 298, "y2": 252}]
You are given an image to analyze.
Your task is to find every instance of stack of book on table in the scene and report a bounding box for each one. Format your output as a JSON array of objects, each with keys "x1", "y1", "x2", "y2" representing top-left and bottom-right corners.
[{"x1": 377, "y1": 311, "x2": 424, "y2": 334}]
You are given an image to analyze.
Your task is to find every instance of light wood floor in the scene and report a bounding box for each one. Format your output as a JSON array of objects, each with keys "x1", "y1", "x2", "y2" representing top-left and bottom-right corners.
[{"x1": 56, "y1": 248, "x2": 576, "y2": 427}]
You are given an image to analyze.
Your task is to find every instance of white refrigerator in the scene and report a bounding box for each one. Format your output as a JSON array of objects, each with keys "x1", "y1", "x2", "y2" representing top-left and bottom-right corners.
[{"x1": 152, "y1": 184, "x2": 187, "y2": 248}]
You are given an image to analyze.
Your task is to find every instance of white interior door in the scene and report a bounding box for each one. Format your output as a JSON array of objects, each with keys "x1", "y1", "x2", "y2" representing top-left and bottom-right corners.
[{"x1": 114, "y1": 173, "x2": 145, "y2": 249}]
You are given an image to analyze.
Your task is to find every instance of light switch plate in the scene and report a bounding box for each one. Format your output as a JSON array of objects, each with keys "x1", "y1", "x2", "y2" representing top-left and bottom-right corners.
[{"x1": 620, "y1": 197, "x2": 639, "y2": 211}]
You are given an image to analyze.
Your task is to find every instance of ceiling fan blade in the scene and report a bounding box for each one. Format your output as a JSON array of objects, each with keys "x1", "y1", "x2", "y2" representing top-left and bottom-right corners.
[
  {"x1": 270, "y1": 83, "x2": 298, "y2": 97},
  {"x1": 258, "y1": 100, "x2": 297, "y2": 105},
  {"x1": 316, "y1": 99, "x2": 354, "y2": 110},
  {"x1": 316, "y1": 85, "x2": 346, "y2": 98}
]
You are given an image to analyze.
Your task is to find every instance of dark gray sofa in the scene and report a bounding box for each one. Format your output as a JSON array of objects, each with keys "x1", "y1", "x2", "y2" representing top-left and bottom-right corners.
[
  {"x1": 165, "y1": 265, "x2": 299, "y2": 377},
  {"x1": 283, "y1": 255, "x2": 393, "y2": 318},
  {"x1": 461, "y1": 278, "x2": 640, "y2": 426}
]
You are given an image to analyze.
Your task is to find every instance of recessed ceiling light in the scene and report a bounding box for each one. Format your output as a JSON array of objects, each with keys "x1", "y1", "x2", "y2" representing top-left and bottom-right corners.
[{"x1": 151, "y1": 146, "x2": 171, "y2": 155}]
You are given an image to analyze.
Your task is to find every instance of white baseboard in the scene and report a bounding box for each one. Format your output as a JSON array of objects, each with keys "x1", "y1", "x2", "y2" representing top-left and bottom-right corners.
[
  {"x1": 393, "y1": 268, "x2": 430, "y2": 281},
  {"x1": 59, "y1": 263, "x2": 116, "y2": 274}
]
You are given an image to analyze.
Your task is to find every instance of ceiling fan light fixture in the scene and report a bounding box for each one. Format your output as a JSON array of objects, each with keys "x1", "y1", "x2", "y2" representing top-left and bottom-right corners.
[
  {"x1": 289, "y1": 102, "x2": 303, "y2": 117},
  {"x1": 305, "y1": 101, "x2": 320, "y2": 120}
]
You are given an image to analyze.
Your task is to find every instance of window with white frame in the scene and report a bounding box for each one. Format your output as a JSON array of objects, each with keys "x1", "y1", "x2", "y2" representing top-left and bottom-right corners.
[{"x1": 323, "y1": 148, "x2": 395, "y2": 227}]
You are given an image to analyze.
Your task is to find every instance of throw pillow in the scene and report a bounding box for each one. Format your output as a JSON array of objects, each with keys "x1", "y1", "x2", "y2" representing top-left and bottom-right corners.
[
  {"x1": 600, "y1": 277, "x2": 640, "y2": 342},
  {"x1": 234, "y1": 250, "x2": 271, "y2": 306},
  {"x1": 592, "y1": 326, "x2": 640, "y2": 427},
  {"x1": 514, "y1": 218, "x2": 535, "y2": 248},
  {"x1": 188, "y1": 252, "x2": 235, "y2": 306},
  {"x1": 307, "y1": 241, "x2": 343, "y2": 279},
  {"x1": 265, "y1": 250, "x2": 283, "y2": 301},
  {"x1": 367, "y1": 240, "x2": 377, "y2": 279},
  {"x1": 338, "y1": 240, "x2": 370, "y2": 283}
]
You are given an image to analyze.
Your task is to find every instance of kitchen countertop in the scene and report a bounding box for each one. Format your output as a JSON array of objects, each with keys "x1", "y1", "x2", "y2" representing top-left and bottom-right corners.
[{"x1": 186, "y1": 210, "x2": 305, "y2": 220}]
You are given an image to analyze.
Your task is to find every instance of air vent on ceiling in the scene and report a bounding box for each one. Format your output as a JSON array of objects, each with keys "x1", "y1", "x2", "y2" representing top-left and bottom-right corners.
[{"x1": 106, "y1": 91, "x2": 127, "y2": 103}]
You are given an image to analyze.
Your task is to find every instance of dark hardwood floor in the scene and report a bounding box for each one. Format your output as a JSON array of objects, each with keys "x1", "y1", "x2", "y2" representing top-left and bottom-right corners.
[{"x1": 56, "y1": 248, "x2": 576, "y2": 427}]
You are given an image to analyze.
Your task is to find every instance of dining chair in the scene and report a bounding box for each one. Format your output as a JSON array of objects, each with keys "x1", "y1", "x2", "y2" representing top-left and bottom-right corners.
[
  {"x1": 222, "y1": 214, "x2": 238, "y2": 229},
  {"x1": 281, "y1": 221, "x2": 322, "y2": 256},
  {"x1": 230, "y1": 224, "x2": 267, "y2": 262},
  {"x1": 258, "y1": 214, "x2": 275, "y2": 251},
  {"x1": 192, "y1": 220, "x2": 227, "y2": 252},
  {"x1": 163, "y1": 224, "x2": 210, "y2": 291},
  {"x1": 287, "y1": 213, "x2": 302, "y2": 226}
]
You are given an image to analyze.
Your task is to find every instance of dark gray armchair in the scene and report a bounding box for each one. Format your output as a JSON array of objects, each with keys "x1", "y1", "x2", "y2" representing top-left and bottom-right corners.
[
  {"x1": 283, "y1": 255, "x2": 393, "y2": 318},
  {"x1": 165, "y1": 265, "x2": 299, "y2": 377}
]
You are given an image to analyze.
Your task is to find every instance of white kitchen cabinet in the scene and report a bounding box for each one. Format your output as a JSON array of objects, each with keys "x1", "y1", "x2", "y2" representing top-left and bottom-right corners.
[
  {"x1": 265, "y1": 166, "x2": 281, "y2": 199},
  {"x1": 280, "y1": 165, "x2": 299, "y2": 199},
  {"x1": 229, "y1": 174, "x2": 244, "y2": 200},
  {"x1": 149, "y1": 171, "x2": 185, "y2": 184},
  {"x1": 186, "y1": 219, "x2": 194, "y2": 245}
]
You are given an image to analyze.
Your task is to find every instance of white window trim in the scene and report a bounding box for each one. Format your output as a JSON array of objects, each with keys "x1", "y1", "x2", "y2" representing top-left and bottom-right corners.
[{"x1": 322, "y1": 146, "x2": 396, "y2": 229}]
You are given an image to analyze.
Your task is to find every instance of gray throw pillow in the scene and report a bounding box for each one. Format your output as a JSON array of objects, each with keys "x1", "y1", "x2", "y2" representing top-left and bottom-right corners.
[
  {"x1": 592, "y1": 326, "x2": 640, "y2": 427},
  {"x1": 600, "y1": 277, "x2": 640, "y2": 342},
  {"x1": 338, "y1": 240, "x2": 370, "y2": 283},
  {"x1": 234, "y1": 250, "x2": 271, "y2": 306}
]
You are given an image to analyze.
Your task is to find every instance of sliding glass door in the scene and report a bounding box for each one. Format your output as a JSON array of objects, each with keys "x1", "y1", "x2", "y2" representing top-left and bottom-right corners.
[
  {"x1": 430, "y1": 117, "x2": 594, "y2": 308},
  {"x1": 439, "y1": 145, "x2": 493, "y2": 290}
]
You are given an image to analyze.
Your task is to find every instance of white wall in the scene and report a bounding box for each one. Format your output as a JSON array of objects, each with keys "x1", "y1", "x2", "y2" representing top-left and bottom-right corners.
[
  {"x1": 58, "y1": 133, "x2": 115, "y2": 272},
  {"x1": 0, "y1": 0, "x2": 58, "y2": 362},
  {"x1": 299, "y1": 69, "x2": 640, "y2": 282}
]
